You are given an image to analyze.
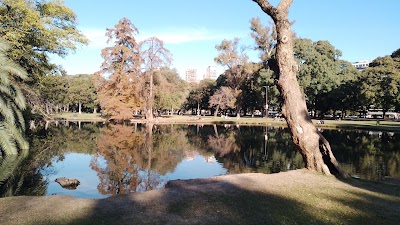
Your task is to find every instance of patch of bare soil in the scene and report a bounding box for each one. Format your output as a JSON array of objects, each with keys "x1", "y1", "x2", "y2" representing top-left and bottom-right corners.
[{"x1": 1, "y1": 169, "x2": 399, "y2": 225}]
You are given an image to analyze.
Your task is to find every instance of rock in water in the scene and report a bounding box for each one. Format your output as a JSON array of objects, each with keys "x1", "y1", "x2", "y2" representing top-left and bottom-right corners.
[{"x1": 55, "y1": 177, "x2": 80, "y2": 190}]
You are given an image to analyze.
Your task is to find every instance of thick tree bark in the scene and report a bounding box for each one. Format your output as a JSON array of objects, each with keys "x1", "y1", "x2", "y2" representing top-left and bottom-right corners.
[{"x1": 253, "y1": 0, "x2": 347, "y2": 177}]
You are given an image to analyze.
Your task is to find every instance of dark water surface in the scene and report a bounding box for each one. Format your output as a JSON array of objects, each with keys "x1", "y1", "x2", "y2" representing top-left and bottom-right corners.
[{"x1": 1, "y1": 122, "x2": 399, "y2": 199}]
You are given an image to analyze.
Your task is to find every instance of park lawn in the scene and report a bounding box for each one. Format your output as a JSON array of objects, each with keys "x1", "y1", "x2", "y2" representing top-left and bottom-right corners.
[
  {"x1": 1, "y1": 169, "x2": 399, "y2": 225},
  {"x1": 50, "y1": 113, "x2": 104, "y2": 121},
  {"x1": 312, "y1": 119, "x2": 400, "y2": 132},
  {"x1": 49, "y1": 113, "x2": 400, "y2": 132}
]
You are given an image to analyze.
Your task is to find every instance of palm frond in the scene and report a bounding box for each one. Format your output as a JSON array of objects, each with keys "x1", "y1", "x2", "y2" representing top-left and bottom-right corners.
[
  {"x1": 0, "y1": 70, "x2": 11, "y2": 86},
  {"x1": 0, "y1": 85, "x2": 12, "y2": 97},
  {"x1": 10, "y1": 86, "x2": 26, "y2": 110},
  {"x1": 0, "y1": 39, "x2": 29, "y2": 156},
  {"x1": 0, "y1": 97, "x2": 16, "y2": 125},
  {"x1": 5, "y1": 123, "x2": 29, "y2": 150},
  {"x1": 0, "y1": 123, "x2": 18, "y2": 155},
  {"x1": 11, "y1": 104, "x2": 26, "y2": 131},
  {"x1": 0, "y1": 62, "x2": 29, "y2": 81}
]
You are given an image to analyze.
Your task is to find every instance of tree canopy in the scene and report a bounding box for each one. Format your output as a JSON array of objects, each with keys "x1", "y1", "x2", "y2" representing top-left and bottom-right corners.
[
  {"x1": 360, "y1": 53, "x2": 400, "y2": 114},
  {"x1": 0, "y1": 0, "x2": 88, "y2": 82}
]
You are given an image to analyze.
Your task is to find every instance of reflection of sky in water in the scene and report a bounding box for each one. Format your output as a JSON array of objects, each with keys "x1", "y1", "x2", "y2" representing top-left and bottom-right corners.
[
  {"x1": 164, "y1": 154, "x2": 227, "y2": 180},
  {"x1": 41, "y1": 152, "x2": 227, "y2": 199},
  {"x1": 42, "y1": 153, "x2": 109, "y2": 199}
]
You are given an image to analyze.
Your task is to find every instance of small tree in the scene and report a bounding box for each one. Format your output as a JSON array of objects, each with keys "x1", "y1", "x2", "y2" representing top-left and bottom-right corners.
[{"x1": 209, "y1": 87, "x2": 237, "y2": 116}]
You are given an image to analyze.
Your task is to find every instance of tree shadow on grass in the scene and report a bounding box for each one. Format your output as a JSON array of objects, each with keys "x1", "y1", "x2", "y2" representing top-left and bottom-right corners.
[{"x1": 19, "y1": 172, "x2": 400, "y2": 225}]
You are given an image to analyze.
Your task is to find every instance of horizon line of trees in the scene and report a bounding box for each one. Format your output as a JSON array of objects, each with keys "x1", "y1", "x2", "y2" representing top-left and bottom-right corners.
[{"x1": 1, "y1": 0, "x2": 399, "y2": 165}]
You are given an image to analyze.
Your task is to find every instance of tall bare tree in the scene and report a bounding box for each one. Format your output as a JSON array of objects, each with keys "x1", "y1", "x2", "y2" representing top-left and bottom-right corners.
[
  {"x1": 252, "y1": 0, "x2": 347, "y2": 176},
  {"x1": 140, "y1": 37, "x2": 172, "y2": 120}
]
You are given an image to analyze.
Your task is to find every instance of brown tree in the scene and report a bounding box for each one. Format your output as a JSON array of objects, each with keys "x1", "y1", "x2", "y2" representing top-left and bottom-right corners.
[
  {"x1": 209, "y1": 86, "x2": 237, "y2": 116},
  {"x1": 140, "y1": 37, "x2": 172, "y2": 120},
  {"x1": 252, "y1": 0, "x2": 346, "y2": 176},
  {"x1": 90, "y1": 125, "x2": 146, "y2": 195},
  {"x1": 214, "y1": 38, "x2": 259, "y2": 117},
  {"x1": 94, "y1": 18, "x2": 143, "y2": 121}
]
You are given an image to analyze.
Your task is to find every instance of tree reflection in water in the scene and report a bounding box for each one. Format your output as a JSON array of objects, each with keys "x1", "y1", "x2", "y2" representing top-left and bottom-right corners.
[
  {"x1": 188, "y1": 125, "x2": 305, "y2": 174},
  {"x1": 90, "y1": 123, "x2": 189, "y2": 195},
  {"x1": 324, "y1": 130, "x2": 400, "y2": 180},
  {"x1": 0, "y1": 121, "x2": 100, "y2": 197},
  {"x1": 1, "y1": 122, "x2": 399, "y2": 198}
]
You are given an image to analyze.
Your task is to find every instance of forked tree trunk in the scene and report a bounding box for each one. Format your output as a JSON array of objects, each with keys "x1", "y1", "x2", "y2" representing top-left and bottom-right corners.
[{"x1": 253, "y1": 0, "x2": 347, "y2": 177}]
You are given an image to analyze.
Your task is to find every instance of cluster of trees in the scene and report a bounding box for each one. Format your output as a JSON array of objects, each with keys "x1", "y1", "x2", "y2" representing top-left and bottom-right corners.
[
  {"x1": 358, "y1": 50, "x2": 400, "y2": 115},
  {"x1": 0, "y1": 0, "x2": 87, "y2": 156},
  {"x1": 94, "y1": 18, "x2": 189, "y2": 121},
  {"x1": 185, "y1": 33, "x2": 400, "y2": 118},
  {"x1": 39, "y1": 74, "x2": 98, "y2": 114},
  {"x1": 1, "y1": 0, "x2": 398, "y2": 177}
]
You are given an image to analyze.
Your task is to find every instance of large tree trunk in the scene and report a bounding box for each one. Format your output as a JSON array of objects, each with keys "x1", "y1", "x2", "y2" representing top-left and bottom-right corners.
[{"x1": 253, "y1": 0, "x2": 347, "y2": 177}]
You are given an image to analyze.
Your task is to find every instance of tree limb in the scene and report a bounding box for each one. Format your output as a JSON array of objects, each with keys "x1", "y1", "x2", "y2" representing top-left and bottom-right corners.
[
  {"x1": 277, "y1": 0, "x2": 293, "y2": 13},
  {"x1": 252, "y1": 0, "x2": 278, "y2": 20}
]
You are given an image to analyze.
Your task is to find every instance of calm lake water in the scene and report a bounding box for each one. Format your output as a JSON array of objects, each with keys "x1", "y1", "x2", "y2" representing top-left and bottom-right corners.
[{"x1": 1, "y1": 122, "x2": 399, "y2": 199}]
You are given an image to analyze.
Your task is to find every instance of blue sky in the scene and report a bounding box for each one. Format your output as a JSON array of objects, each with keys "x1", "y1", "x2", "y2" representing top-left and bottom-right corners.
[{"x1": 53, "y1": 0, "x2": 400, "y2": 79}]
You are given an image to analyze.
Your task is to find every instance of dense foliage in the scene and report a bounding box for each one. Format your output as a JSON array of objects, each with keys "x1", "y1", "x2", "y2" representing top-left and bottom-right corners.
[{"x1": 0, "y1": 0, "x2": 88, "y2": 108}]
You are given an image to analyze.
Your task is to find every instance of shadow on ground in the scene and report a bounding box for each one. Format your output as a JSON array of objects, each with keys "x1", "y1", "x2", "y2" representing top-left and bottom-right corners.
[{"x1": 7, "y1": 171, "x2": 397, "y2": 225}]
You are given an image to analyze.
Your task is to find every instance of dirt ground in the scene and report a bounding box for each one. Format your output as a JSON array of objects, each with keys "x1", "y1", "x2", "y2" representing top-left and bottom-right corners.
[{"x1": 1, "y1": 169, "x2": 399, "y2": 225}]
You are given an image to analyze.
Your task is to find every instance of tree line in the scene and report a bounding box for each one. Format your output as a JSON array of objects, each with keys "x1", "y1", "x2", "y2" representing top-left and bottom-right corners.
[
  {"x1": 0, "y1": 0, "x2": 398, "y2": 176},
  {"x1": 185, "y1": 35, "x2": 400, "y2": 119}
]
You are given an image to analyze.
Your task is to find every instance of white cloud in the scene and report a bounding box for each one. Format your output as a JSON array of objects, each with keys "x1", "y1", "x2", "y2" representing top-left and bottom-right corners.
[
  {"x1": 142, "y1": 28, "x2": 240, "y2": 44},
  {"x1": 81, "y1": 27, "x2": 246, "y2": 48},
  {"x1": 81, "y1": 28, "x2": 109, "y2": 49}
]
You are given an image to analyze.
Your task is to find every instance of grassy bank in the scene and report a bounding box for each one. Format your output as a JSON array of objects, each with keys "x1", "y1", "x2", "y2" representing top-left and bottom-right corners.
[
  {"x1": 1, "y1": 170, "x2": 399, "y2": 225},
  {"x1": 50, "y1": 113, "x2": 400, "y2": 132},
  {"x1": 50, "y1": 113, "x2": 104, "y2": 121}
]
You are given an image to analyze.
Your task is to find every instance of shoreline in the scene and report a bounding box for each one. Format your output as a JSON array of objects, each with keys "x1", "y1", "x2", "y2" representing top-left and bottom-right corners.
[
  {"x1": 50, "y1": 113, "x2": 400, "y2": 132},
  {"x1": 1, "y1": 169, "x2": 399, "y2": 225}
]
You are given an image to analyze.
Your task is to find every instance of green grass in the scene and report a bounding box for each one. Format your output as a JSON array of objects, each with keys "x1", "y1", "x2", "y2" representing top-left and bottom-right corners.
[
  {"x1": 49, "y1": 113, "x2": 400, "y2": 132},
  {"x1": 1, "y1": 170, "x2": 399, "y2": 225},
  {"x1": 50, "y1": 113, "x2": 104, "y2": 121}
]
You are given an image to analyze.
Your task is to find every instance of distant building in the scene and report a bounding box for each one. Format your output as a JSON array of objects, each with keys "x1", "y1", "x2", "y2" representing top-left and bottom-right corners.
[
  {"x1": 185, "y1": 69, "x2": 197, "y2": 83},
  {"x1": 352, "y1": 60, "x2": 372, "y2": 71},
  {"x1": 203, "y1": 66, "x2": 217, "y2": 80}
]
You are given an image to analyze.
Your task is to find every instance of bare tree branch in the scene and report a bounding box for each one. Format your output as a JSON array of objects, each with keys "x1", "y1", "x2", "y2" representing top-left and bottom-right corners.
[
  {"x1": 252, "y1": 0, "x2": 278, "y2": 20},
  {"x1": 277, "y1": 0, "x2": 293, "y2": 13}
]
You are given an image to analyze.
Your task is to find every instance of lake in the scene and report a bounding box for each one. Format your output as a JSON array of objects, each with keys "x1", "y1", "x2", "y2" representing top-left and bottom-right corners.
[{"x1": 1, "y1": 122, "x2": 399, "y2": 199}]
